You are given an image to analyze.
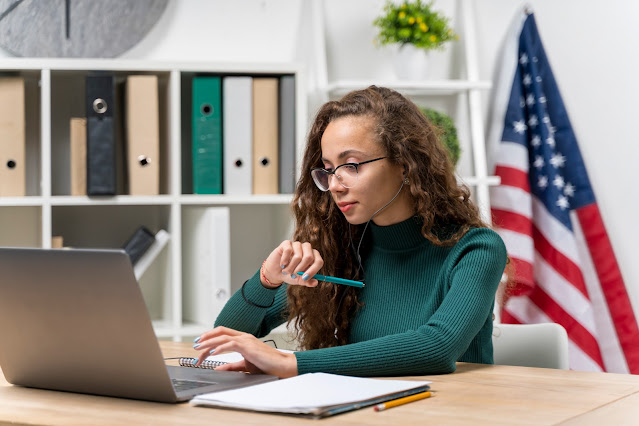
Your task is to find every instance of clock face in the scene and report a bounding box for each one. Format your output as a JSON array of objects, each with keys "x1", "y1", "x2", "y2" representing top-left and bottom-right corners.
[{"x1": 0, "y1": 0, "x2": 169, "y2": 57}]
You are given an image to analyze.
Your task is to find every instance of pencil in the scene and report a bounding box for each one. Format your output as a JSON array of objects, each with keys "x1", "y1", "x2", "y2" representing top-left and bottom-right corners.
[
  {"x1": 295, "y1": 272, "x2": 365, "y2": 288},
  {"x1": 374, "y1": 391, "x2": 432, "y2": 411}
]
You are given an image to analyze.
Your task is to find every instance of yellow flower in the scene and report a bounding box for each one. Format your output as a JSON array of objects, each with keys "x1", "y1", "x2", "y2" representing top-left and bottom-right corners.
[
  {"x1": 408, "y1": 17, "x2": 415, "y2": 24},
  {"x1": 416, "y1": 17, "x2": 423, "y2": 24},
  {"x1": 430, "y1": 35, "x2": 437, "y2": 42},
  {"x1": 398, "y1": 11, "x2": 406, "y2": 19},
  {"x1": 420, "y1": 23, "x2": 428, "y2": 32}
]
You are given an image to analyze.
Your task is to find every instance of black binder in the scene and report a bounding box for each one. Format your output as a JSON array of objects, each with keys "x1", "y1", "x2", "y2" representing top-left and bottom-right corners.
[
  {"x1": 86, "y1": 75, "x2": 116, "y2": 195},
  {"x1": 122, "y1": 226, "x2": 156, "y2": 266}
]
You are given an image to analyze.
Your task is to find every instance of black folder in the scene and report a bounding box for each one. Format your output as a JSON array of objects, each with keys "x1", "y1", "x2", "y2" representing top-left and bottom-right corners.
[{"x1": 86, "y1": 75, "x2": 116, "y2": 196}]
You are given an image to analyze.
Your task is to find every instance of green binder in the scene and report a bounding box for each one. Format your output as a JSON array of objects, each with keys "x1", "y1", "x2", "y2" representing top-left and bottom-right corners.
[{"x1": 192, "y1": 76, "x2": 222, "y2": 194}]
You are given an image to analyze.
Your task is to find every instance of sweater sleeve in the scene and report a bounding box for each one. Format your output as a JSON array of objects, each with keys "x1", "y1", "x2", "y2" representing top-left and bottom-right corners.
[
  {"x1": 213, "y1": 269, "x2": 288, "y2": 338},
  {"x1": 295, "y1": 228, "x2": 507, "y2": 376}
]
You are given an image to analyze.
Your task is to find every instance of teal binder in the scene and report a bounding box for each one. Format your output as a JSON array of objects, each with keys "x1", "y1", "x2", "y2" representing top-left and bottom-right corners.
[{"x1": 192, "y1": 77, "x2": 222, "y2": 194}]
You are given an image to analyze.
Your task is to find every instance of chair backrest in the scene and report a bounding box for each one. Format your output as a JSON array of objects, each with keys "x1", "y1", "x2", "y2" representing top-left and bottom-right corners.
[{"x1": 492, "y1": 323, "x2": 569, "y2": 369}]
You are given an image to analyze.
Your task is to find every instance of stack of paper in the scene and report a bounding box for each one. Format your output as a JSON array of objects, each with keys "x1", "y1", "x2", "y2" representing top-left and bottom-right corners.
[{"x1": 190, "y1": 373, "x2": 431, "y2": 418}]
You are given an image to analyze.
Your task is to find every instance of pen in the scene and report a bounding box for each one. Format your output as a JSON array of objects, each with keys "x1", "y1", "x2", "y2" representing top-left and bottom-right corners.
[
  {"x1": 296, "y1": 272, "x2": 365, "y2": 288},
  {"x1": 373, "y1": 391, "x2": 432, "y2": 411}
]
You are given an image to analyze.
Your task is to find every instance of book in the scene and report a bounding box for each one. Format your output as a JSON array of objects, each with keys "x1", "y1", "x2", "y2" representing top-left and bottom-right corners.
[
  {"x1": 190, "y1": 372, "x2": 431, "y2": 418},
  {"x1": 133, "y1": 229, "x2": 170, "y2": 281},
  {"x1": 122, "y1": 226, "x2": 156, "y2": 265}
]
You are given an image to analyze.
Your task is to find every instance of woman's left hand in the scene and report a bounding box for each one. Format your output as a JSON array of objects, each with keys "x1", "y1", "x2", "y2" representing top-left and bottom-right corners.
[{"x1": 193, "y1": 326, "x2": 298, "y2": 379}]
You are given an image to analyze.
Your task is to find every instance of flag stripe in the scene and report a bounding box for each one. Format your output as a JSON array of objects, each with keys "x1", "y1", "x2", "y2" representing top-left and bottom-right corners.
[
  {"x1": 527, "y1": 286, "x2": 605, "y2": 369},
  {"x1": 577, "y1": 205, "x2": 639, "y2": 373},
  {"x1": 532, "y1": 225, "x2": 589, "y2": 298},
  {"x1": 491, "y1": 185, "x2": 532, "y2": 221}
]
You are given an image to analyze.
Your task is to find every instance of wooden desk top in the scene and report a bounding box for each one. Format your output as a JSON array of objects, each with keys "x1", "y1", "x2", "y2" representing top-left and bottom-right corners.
[{"x1": 1, "y1": 341, "x2": 638, "y2": 425}]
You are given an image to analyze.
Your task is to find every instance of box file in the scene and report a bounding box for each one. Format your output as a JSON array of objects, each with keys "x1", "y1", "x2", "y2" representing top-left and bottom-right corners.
[
  {"x1": 125, "y1": 75, "x2": 160, "y2": 196},
  {"x1": 223, "y1": 76, "x2": 252, "y2": 195},
  {"x1": 0, "y1": 77, "x2": 25, "y2": 197},
  {"x1": 192, "y1": 77, "x2": 223, "y2": 194},
  {"x1": 252, "y1": 78, "x2": 279, "y2": 194}
]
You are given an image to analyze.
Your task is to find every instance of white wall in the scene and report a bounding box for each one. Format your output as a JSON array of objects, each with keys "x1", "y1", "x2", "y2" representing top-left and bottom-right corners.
[{"x1": 2, "y1": 0, "x2": 636, "y2": 317}]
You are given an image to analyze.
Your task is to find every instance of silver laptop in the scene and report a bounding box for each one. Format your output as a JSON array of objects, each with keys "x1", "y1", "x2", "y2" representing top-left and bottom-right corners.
[{"x1": 0, "y1": 247, "x2": 277, "y2": 403}]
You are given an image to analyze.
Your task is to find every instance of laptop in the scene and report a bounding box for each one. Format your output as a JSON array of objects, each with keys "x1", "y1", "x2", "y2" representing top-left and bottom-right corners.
[{"x1": 0, "y1": 247, "x2": 277, "y2": 403}]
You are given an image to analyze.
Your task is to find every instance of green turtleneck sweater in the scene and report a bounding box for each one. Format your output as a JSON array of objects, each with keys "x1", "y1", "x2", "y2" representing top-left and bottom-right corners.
[{"x1": 215, "y1": 217, "x2": 507, "y2": 376}]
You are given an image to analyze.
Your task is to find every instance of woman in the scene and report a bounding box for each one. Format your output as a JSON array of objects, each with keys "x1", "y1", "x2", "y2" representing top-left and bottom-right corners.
[{"x1": 193, "y1": 86, "x2": 507, "y2": 379}]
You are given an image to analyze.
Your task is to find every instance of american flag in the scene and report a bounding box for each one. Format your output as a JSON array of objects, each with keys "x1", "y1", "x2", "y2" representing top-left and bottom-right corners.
[{"x1": 487, "y1": 10, "x2": 639, "y2": 373}]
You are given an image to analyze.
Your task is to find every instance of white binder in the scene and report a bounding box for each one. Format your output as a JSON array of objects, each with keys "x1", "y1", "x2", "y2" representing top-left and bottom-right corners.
[
  {"x1": 223, "y1": 77, "x2": 253, "y2": 195},
  {"x1": 182, "y1": 207, "x2": 231, "y2": 327}
]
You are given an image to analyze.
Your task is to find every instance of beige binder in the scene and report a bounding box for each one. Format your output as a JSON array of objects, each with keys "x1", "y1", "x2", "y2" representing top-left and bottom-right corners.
[
  {"x1": 252, "y1": 78, "x2": 279, "y2": 194},
  {"x1": 70, "y1": 118, "x2": 87, "y2": 196},
  {"x1": 0, "y1": 77, "x2": 25, "y2": 196},
  {"x1": 125, "y1": 75, "x2": 160, "y2": 195}
]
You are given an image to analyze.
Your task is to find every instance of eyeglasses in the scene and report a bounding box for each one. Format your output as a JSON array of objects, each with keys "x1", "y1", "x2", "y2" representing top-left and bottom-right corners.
[{"x1": 310, "y1": 157, "x2": 387, "y2": 191}]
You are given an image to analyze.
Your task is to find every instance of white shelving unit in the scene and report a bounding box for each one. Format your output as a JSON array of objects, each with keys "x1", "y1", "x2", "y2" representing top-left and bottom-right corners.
[
  {"x1": 310, "y1": 0, "x2": 499, "y2": 223},
  {"x1": 0, "y1": 58, "x2": 306, "y2": 341}
]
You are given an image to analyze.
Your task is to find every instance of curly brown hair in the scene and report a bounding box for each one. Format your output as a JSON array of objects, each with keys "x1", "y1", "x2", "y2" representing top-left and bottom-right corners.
[{"x1": 286, "y1": 86, "x2": 490, "y2": 350}]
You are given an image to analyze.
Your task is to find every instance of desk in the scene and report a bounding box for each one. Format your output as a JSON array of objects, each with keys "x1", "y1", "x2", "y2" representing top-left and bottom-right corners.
[{"x1": 1, "y1": 341, "x2": 638, "y2": 425}]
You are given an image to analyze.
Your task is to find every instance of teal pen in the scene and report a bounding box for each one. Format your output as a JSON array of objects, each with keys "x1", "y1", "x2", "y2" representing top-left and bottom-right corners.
[{"x1": 296, "y1": 272, "x2": 365, "y2": 288}]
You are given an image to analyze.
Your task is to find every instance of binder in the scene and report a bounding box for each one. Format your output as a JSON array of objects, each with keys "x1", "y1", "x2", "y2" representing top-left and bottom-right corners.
[
  {"x1": 279, "y1": 75, "x2": 296, "y2": 194},
  {"x1": 0, "y1": 77, "x2": 25, "y2": 197},
  {"x1": 223, "y1": 76, "x2": 252, "y2": 195},
  {"x1": 122, "y1": 226, "x2": 156, "y2": 266},
  {"x1": 125, "y1": 75, "x2": 160, "y2": 195},
  {"x1": 182, "y1": 207, "x2": 230, "y2": 326},
  {"x1": 86, "y1": 74, "x2": 117, "y2": 196},
  {"x1": 133, "y1": 229, "x2": 170, "y2": 281},
  {"x1": 252, "y1": 78, "x2": 279, "y2": 194},
  {"x1": 70, "y1": 118, "x2": 87, "y2": 196},
  {"x1": 192, "y1": 77, "x2": 223, "y2": 194}
]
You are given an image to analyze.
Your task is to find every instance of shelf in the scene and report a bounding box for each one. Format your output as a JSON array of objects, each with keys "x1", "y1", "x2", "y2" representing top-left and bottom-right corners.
[
  {"x1": 180, "y1": 194, "x2": 293, "y2": 205},
  {"x1": 50, "y1": 195, "x2": 176, "y2": 206},
  {"x1": 326, "y1": 79, "x2": 492, "y2": 96},
  {"x1": 0, "y1": 197, "x2": 44, "y2": 206}
]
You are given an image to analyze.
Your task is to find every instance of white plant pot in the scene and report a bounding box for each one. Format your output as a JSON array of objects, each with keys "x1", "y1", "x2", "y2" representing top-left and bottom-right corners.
[{"x1": 393, "y1": 44, "x2": 430, "y2": 80}]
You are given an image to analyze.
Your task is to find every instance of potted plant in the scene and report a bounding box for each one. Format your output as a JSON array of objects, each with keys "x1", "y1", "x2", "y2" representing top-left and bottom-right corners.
[
  {"x1": 420, "y1": 107, "x2": 461, "y2": 165},
  {"x1": 374, "y1": 0, "x2": 457, "y2": 79}
]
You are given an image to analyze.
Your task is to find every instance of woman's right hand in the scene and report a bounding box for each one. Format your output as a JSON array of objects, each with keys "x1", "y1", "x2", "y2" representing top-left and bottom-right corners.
[{"x1": 260, "y1": 240, "x2": 324, "y2": 288}]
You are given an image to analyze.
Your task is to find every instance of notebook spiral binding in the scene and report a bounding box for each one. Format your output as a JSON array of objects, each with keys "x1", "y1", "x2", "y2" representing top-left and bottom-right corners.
[{"x1": 178, "y1": 357, "x2": 227, "y2": 370}]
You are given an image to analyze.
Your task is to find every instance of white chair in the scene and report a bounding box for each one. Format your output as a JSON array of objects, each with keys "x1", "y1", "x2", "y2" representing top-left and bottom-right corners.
[{"x1": 492, "y1": 323, "x2": 570, "y2": 369}]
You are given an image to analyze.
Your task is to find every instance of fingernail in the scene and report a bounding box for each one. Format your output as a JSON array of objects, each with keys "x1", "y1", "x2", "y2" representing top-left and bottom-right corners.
[
  {"x1": 282, "y1": 271, "x2": 288, "y2": 275},
  {"x1": 192, "y1": 359, "x2": 198, "y2": 365},
  {"x1": 302, "y1": 273, "x2": 310, "y2": 281},
  {"x1": 209, "y1": 349, "x2": 215, "y2": 354},
  {"x1": 193, "y1": 343, "x2": 200, "y2": 349},
  {"x1": 291, "y1": 274, "x2": 296, "y2": 279},
  {"x1": 281, "y1": 264, "x2": 286, "y2": 269},
  {"x1": 193, "y1": 336, "x2": 201, "y2": 343}
]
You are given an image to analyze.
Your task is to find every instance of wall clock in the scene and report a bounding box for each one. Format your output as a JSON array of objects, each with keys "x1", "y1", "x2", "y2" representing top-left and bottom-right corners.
[{"x1": 0, "y1": 0, "x2": 169, "y2": 57}]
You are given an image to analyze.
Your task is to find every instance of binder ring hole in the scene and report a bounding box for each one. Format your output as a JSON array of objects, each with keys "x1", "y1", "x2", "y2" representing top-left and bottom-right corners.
[
  {"x1": 260, "y1": 157, "x2": 269, "y2": 167},
  {"x1": 137, "y1": 155, "x2": 151, "y2": 167},
  {"x1": 7, "y1": 160, "x2": 16, "y2": 169},
  {"x1": 234, "y1": 159, "x2": 243, "y2": 168},
  {"x1": 93, "y1": 98, "x2": 108, "y2": 114},
  {"x1": 201, "y1": 103, "x2": 212, "y2": 116}
]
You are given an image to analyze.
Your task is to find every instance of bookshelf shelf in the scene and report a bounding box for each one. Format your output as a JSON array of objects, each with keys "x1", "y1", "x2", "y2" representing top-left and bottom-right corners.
[{"x1": 0, "y1": 59, "x2": 307, "y2": 341}]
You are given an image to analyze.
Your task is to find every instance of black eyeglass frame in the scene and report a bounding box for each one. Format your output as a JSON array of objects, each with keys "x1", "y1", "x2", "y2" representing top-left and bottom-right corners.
[{"x1": 310, "y1": 156, "x2": 387, "y2": 191}]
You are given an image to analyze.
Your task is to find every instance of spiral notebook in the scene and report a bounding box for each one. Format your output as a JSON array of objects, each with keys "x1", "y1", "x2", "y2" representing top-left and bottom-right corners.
[{"x1": 175, "y1": 350, "x2": 294, "y2": 370}]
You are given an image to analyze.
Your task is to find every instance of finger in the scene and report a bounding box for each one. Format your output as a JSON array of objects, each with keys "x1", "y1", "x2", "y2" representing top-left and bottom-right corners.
[
  {"x1": 196, "y1": 326, "x2": 243, "y2": 345},
  {"x1": 214, "y1": 360, "x2": 247, "y2": 372},
  {"x1": 283, "y1": 241, "x2": 303, "y2": 276},
  {"x1": 299, "y1": 248, "x2": 324, "y2": 283},
  {"x1": 278, "y1": 240, "x2": 294, "y2": 272},
  {"x1": 292, "y1": 242, "x2": 316, "y2": 276}
]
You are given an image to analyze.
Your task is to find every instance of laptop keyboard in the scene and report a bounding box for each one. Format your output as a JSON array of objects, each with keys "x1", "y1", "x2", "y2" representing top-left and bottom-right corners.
[{"x1": 171, "y1": 378, "x2": 216, "y2": 393}]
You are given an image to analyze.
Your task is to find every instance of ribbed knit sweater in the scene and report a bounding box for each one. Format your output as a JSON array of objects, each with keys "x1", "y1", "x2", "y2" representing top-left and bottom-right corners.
[{"x1": 215, "y1": 216, "x2": 507, "y2": 376}]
